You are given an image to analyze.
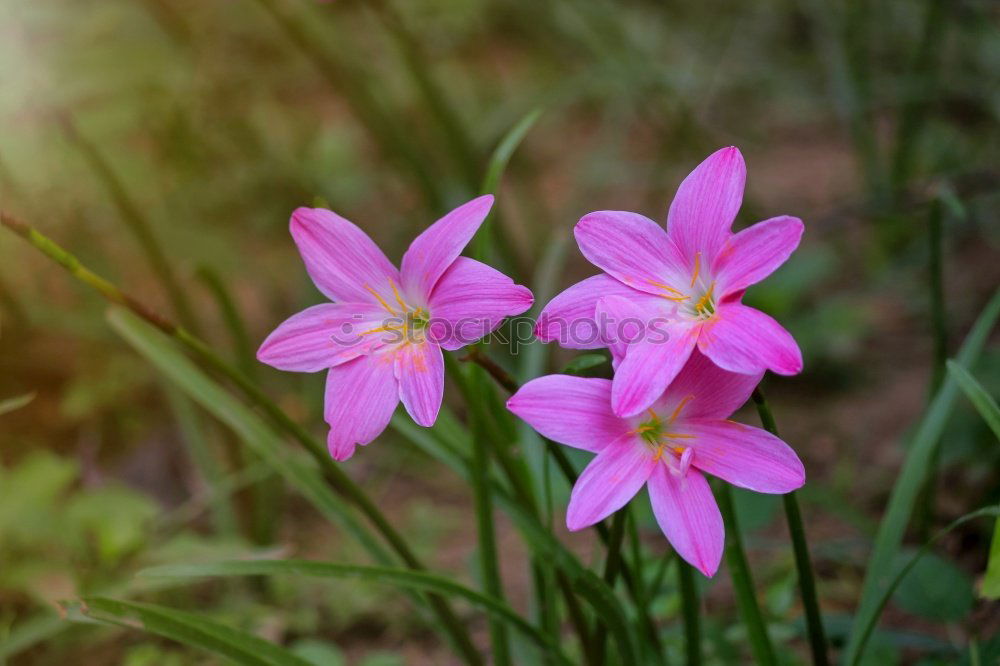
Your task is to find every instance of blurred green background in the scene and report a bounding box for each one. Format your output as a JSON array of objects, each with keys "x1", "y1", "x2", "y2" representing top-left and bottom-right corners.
[{"x1": 1, "y1": 0, "x2": 998, "y2": 663}]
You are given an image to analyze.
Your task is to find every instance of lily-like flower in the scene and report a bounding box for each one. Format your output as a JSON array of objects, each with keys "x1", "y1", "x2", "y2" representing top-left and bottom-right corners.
[
  {"x1": 258, "y1": 195, "x2": 533, "y2": 461},
  {"x1": 507, "y1": 350, "x2": 804, "y2": 577},
  {"x1": 535, "y1": 147, "x2": 804, "y2": 417}
]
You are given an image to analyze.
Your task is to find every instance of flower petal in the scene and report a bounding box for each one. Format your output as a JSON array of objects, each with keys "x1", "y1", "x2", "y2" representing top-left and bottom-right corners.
[
  {"x1": 682, "y1": 419, "x2": 805, "y2": 494},
  {"x1": 647, "y1": 465, "x2": 724, "y2": 577},
  {"x1": 566, "y1": 434, "x2": 655, "y2": 531},
  {"x1": 535, "y1": 275, "x2": 665, "y2": 350},
  {"x1": 395, "y1": 341, "x2": 445, "y2": 427},
  {"x1": 257, "y1": 303, "x2": 388, "y2": 372},
  {"x1": 596, "y1": 294, "x2": 678, "y2": 367},
  {"x1": 400, "y1": 195, "x2": 494, "y2": 301},
  {"x1": 574, "y1": 211, "x2": 687, "y2": 296},
  {"x1": 507, "y1": 376, "x2": 629, "y2": 453},
  {"x1": 426, "y1": 257, "x2": 533, "y2": 351},
  {"x1": 667, "y1": 146, "x2": 746, "y2": 261},
  {"x1": 714, "y1": 216, "x2": 804, "y2": 295},
  {"x1": 325, "y1": 355, "x2": 399, "y2": 461},
  {"x1": 612, "y1": 324, "x2": 698, "y2": 418},
  {"x1": 699, "y1": 303, "x2": 803, "y2": 376},
  {"x1": 290, "y1": 207, "x2": 400, "y2": 305},
  {"x1": 654, "y1": 349, "x2": 762, "y2": 420}
]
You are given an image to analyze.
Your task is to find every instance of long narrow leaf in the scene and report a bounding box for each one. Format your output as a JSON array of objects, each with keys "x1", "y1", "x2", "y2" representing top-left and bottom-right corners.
[
  {"x1": 64, "y1": 597, "x2": 313, "y2": 666},
  {"x1": 107, "y1": 307, "x2": 392, "y2": 565},
  {"x1": 140, "y1": 559, "x2": 570, "y2": 664},
  {"x1": 848, "y1": 507, "x2": 999, "y2": 665},
  {"x1": 947, "y1": 361, "x2": 1000, "y2": 440},
  {"x1": 843, "y1": 288, "x2": 1000, "y2": 663}
]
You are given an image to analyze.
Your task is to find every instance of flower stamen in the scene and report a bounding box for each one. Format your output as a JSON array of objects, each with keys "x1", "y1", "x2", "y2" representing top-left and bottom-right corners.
[{"x1": 364, "y1": 284, "x2": 398, "y2": 316}]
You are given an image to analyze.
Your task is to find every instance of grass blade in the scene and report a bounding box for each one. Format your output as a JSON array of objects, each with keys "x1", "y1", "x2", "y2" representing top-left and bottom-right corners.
[
  {"x1": 107, "y1": 307, "x2": 392, "y2": 564},
  {"x1": 473, "y1": 107, "x2": 543, "y2": 263},
  {"x1": 717, "y1": 484, "x2": 776, "y2": 665},
  {"x1": 842, "y1": 287, "x2": 1000, "y2": 664},
  {"x1": 140, "y1": 559, "x2": 571, "y2": 664},
  {"x1": 947, "y1": 361, "x2": 1000, "y2": 440},
  {"x1": 752, "y1": 390, "x2": 829, "y2": 666},
  {"x1": 946, "y1": 360, "x2": 1000, "y2": 600},
  {"x1": 64, "y1": 597, "x2": 313, "y2": 666},
  {"x1": 847, "y1": 507, "x2": 999, "y2": 665}
]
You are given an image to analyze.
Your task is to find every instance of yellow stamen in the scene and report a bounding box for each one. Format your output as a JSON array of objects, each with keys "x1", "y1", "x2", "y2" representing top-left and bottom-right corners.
[
  {"x1": 673, "y1": 445, "x2": 687, "y2": 455},
  {"x1": 388, "y1": 278, "x2": 409, "y2": 313},
  {"x1": 652, "y1": 442, "x2": 666, "y2": 462},
  {"x1": 364, "y1": 284, "x2": 398, "y2": 316},
  {"x1": 667, "y1": 394, "x2": 695, "y2": 423},
  {"x1": 359, "y1": 324, "x2": 404, "y2": 336},
  {"x1": 690, "y1": 252, "x2": 701, "y2": 287},
  {"x1": 662, "y1": 432, "x2": 696, "y2": 440},
  {"x1": 694, "y1": 281, "x2": 716, "y2": 315}
]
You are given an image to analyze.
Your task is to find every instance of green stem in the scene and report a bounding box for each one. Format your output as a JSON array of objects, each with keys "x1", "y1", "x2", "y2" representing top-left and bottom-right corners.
[
  {"x1": 752, "y1": 389, "x2": 829, "y2": 666},
  {"x1": 716, "y1": 483, "x2": 776, "y2": 665},
  {"x1": 467, "y1": 365, "x2": 512, "y2": 666},
  {"x1": 468, "y1": 356, "x2": 663, "y2": 656},
  {"x1": 678, "y1": 560, "x2": 702, "y2": 666},
  {"x1": 62, "y1": 118, "x2": 200, "y2": 332},
  {"x1": 593, "y1": 510, "x2": 627, "y2": 663},
  {"x1": 1, "y1": 212, "x2": 482, "y2": 666}
]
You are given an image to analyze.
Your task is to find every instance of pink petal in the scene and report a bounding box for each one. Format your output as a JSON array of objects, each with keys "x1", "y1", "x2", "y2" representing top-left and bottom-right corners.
[
  {"x1": 506, "y1": 376, "x2": 629, "y2": 453},
  {"x1": 574, "y1": 211, "x2": 688, "y2": 296},
  {"x1": 325, "y1": 355, "x2": 400, "y2": 461},
  {"x1": 612, "y1": 324, "x2": 698, "y2": 418},
  {"x1": 654, "y1": 349, "x2": 762, "y2": 420},
  {"x1": 666, "y1": 147, "x2": 746, "y2": 261},
  {"x1": 535, "y1": 275, "x2": 665, "y2": 350},
  {"x1": 426, "y1": 257, "x2": 533, "y2": 351},
  {"x1": 714, "y1": 216, "x2": 804, "y2": 296},
  {"x1": 566, "y1": 434, "x2": 655, "y2": 531},
  {"x1": 257, "y1": 303, "x2": 387, "y2": 372},
  {"x1": 400, "y1": 195, "x2": 494, "y2": 301},
  {"x1": 395, "y1": 341, "x2": 445, "y2": 427},
  {"x1": 682, "y1": 419, "x2": 805, "y2": 494},
  {"x1": 647, "y1": 465, "x2": 724, "y2": 577},
  {"x1": 595, "y1": 294, "x2": 679, "y2": 367},
  {"x1": 290, "y1": 207, "x2": 401, "y2": 305},
  {"x1": 699, "y1": 303, "x2": 803, "y2": 376}
]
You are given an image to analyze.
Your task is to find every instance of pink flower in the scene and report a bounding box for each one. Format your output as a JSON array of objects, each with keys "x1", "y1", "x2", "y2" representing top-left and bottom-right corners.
[
  {"x1": 535, "y1": 147, "x2": 804, "y2": 418},
  {"x1": 258, "y1": 195, "x2": 533, "y2": 461},
  {"x1": 507, "y1": 350, "x2": 804, "y2": 577}
]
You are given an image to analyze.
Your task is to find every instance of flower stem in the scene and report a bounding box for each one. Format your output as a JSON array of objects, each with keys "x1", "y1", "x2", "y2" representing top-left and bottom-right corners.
[
  {"x1": 593, "y1": 510, "x2": 627, "y2": 663},
  {"x1": 677, "y1": 560, "x2": 702, "y2": 666},
  {"x1": 1, "y1": 212, "x2": 483, "y2": 666},
  {"x1": 462, "y1": 353, "x2": 664, "y2": 656},
  {"x1": 467, "y1": 364, "x2": 512, "y2": 666},
  {"x1": 716, "y1": 483, "x2": 776, "y2": 665},
  {"x1": 752, "y1": 389, "x2": 829, "y2": 666}
]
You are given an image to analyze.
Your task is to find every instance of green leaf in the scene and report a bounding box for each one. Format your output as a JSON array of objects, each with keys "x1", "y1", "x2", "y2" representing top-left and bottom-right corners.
[
  {"x1": 891, "y1": 550, "x2": 974, "y2": 620},
  {"x1": 0, "y1": 391, "x2": 35, "y2": 416},
  {"x1": 64, "y1": 597, "x2": 313, "y2": 666},
  {"x1": 849, "y1": 506, "x2": 999, "y2": 664},
  {"x1": 560, "y1": 353, "x2": 610, "y2": 376},
  {"x1": 139, "y1": 559, "x2": 571, "y2": 664},
  {"x1": 947, "y1": 360, "x2": 1000, "y2": 441},
  {"x1": 105, "y1": 307, "x2": 392, "y2": 566},
  {"x1": 480, "y1": 107, "x2": 543, "y2": 196},
  {"x1": 981, "y1": 519, "x2": 1000, "y2": 600},
  {"x1": 843, "y1": 288, "x2": 1000, "y2": 665}
]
